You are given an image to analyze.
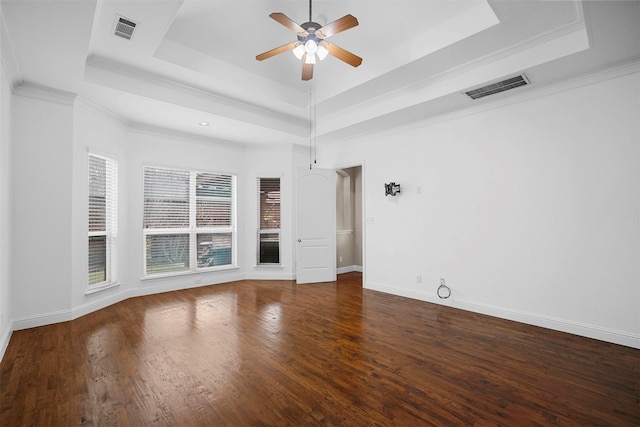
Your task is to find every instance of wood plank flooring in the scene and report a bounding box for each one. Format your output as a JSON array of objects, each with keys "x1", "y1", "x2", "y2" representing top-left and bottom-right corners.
[{"x1": 1, "y1": 272, "x2": 638, "y2": 426}]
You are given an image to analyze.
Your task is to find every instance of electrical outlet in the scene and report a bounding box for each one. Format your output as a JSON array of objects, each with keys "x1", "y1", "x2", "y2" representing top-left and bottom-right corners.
[
  {"x1": 339, "y1": 256, "x2": 343, "y2": 262},
  {"x1": 417, "y1": 275, "x2": 422, "y2": 284}
]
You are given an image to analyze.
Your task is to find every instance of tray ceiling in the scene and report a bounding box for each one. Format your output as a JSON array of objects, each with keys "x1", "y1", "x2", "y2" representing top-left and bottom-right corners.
[{"x1": 2, "y1": 0, "x2": 639, "y2": 145}]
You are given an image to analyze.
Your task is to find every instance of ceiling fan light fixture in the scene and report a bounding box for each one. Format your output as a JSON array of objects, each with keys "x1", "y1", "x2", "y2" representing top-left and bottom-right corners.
[
  {"x1": 316, "y1": 43, "x2": 329, "y2": 60},
  {"x1": 304, "y1": 39, "x2": 318, "y2": 55},
  {"x1": 304, "y1": 53, "x2": 316, "y2": 64},
  {"x1": 292, "y1": 43, "x2": 305, "y2": 60}
]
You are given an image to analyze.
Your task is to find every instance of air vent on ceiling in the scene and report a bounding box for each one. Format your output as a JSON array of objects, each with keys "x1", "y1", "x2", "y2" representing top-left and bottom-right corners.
[
  {"x1": 464, "y1": 74, "x2": 530, "y2": 100},
  {"x1": 114, "y1": 16, "x2": 137, "y2": 40}
]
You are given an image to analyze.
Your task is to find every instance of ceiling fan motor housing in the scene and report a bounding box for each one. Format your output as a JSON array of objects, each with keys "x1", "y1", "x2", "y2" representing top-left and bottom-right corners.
[{"x1": 298, "y1": 22, "x2": 322, "y2": 43}]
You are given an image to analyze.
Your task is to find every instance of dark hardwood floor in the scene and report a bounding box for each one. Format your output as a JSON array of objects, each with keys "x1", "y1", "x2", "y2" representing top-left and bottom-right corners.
[{"x1": 1, "y1": 272, "x2": 638, "y2": 426}]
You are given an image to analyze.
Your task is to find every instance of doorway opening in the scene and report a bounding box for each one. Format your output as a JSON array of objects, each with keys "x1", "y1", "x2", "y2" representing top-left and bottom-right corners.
[{"x1": 335, "y1": 165, "x2": 363, "y2": 277}]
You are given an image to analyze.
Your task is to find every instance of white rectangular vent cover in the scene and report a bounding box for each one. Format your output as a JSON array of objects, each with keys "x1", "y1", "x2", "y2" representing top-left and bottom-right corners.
[
  {"x1": 464, "y1": 74, "x2": 530, "y2": 100},
  {"x1": 114, "y1": 16, "x2": 137, "y2": 40}
]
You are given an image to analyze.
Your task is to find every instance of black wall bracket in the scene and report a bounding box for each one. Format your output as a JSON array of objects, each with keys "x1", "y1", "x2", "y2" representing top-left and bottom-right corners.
[{"x1": 384, "y1": 182, "x2": 401, "y2": 196}]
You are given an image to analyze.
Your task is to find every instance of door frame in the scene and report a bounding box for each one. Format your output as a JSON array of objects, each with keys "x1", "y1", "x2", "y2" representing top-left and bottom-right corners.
[{"x1": 332, "y1": 161, "x2": 366, "y2": 285}]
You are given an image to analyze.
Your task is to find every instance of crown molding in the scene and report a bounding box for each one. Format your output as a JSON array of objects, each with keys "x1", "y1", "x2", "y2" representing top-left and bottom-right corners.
[
  {"x1": 322, "y1": 58, "x2": 640, "y2": 146},
  {"x1": 0, "y1": 12, "x2": 22, "y2": 90},
  {"x1": 319, "y1": 0, "x2": 590, "y2": 132},
  {"x1": 242, "y1": 141, "x2": 306, "y2": 154},
  {"x1": 85, "y1": 55, "x2": 309, "y2": 137},
  {"x1": 127, "y1": 122, "x2": 248, "y2": 153},
  {"x1": 13, "y1": 81, "x2": 76, "y2": 106},
  {"x1": 74, "y1": 96, "x2": 129, "y2": 126},
  {"x1": 407, "y1": 3, "x2": 587, "y2": 99},
  {"x1": 407, "y1": 57, "x2": 640, "y2": 136}
]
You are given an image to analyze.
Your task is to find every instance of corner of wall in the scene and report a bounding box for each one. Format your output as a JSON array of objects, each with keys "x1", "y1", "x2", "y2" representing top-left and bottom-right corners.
[
  {"x1": 0, "y1": 319, "x2": 13, "y2": 363},
  {"x1": 0, "y1": 9, "x2": 23, "y2": 90},
  {"x1": 0, "y1": 10, "x2": 15, "y2": 364}
]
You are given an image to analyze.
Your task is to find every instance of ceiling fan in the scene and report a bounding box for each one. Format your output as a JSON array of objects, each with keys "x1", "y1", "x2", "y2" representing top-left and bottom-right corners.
[{"x1": 256, "y1": 0, "x2": 362, "y2": 81}]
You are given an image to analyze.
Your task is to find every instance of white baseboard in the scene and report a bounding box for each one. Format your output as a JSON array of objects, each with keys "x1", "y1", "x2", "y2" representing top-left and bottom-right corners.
[
  {"x1": 12, "y1": 271, "x2": 248, "y2": 331},
  {"x1": 16, "y1": 274, "x2": 634, "y2": 354},
  {"x1": 0, "y1": 321, "x2": 13, "y2": 363},
  {"x1": 132, "y1": 271, "x2": 245, "y2": 298},
  {"x1": 72, "y1": 288, "x2": 133, "y2": 321},
  {"x1": 13, "y1": 308, "x2": 73, "y2": 331},
  {"x1": 244, "y1": 271, "x2": 296, "y2": 280},
  {"x1": 337, "y1": 265, "x2": 363, "y2": 274},
  {"x1": 365, "y1": 281, "x2": 640, "y2": 349}
]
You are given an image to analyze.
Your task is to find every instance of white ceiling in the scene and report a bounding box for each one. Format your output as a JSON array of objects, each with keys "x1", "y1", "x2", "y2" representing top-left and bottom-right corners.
[{"x1": 2, "y1": 0, "x2": 639, "y2": 146}]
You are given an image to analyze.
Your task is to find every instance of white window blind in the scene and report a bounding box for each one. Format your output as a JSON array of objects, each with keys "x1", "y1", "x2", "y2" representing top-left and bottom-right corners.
[
  {"x1": 144, "y1": 167, "x2": 236, "y2": 276},
  {"x1": 88, "y1": 154, "x2": 118, "y2": 287},
  {"x1": 257, "y1": 177, "x2": 281, "y2": 264},
  {"x1": 143, "y1": 168, "x2": 189, "y2": 229}
]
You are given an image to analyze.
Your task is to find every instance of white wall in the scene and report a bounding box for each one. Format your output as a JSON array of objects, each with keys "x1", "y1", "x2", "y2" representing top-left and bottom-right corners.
[
  {"x1": 6, "y1": 93, "x2": 307, "y2": 338},
  {"x1": 11, "y1": 90, "x2": 75, "y2": 323},
  {"x1": 125, "y1": 128, "x2": 247, "y2": 294},
  {"x1": 70, "y1": 109, "x2": 269, "y2": 320},
  {"x1": 243, "y1": 144, "x2": 298, "y2": 280},
  {"x1": 0, "y1": 34, "x2": 13, "y2": 355},
  {"x1": 70, "y1": 100, "x2": 129, "y2": 316},
  {"x1": 319, "y1": 70, "x2": 640, "y2": 348},
  {"x1": 4, "y1": 62, "x2": 637, "y2": 357}
]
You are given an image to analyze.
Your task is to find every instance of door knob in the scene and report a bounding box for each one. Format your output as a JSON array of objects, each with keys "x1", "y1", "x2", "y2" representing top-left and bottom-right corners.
[{"x1": 298, "y1": 239, "x2": 301, "y2": 242}]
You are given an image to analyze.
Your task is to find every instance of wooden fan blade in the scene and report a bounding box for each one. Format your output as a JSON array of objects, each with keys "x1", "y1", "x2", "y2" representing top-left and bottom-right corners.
[
  {"x1": 324, "y1": 42, "x2": 362, "y2": 67},
  {"x1": 256, "y1": 41, "x2": 300, "y2": 61},
  {"x1": 302, "y1": 60, "x2": 314, "y2": 81},
  {"x1": 270, "y1": 13, "x2": 309, "y2": 37},
  {"x1": 315, "y1": 14, "x2": 358, "y2": 39}
]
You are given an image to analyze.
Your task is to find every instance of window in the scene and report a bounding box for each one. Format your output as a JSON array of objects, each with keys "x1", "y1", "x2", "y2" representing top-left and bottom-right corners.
[
  {"x1": 257, "y1": 177, "x2": 280, "y2": 264},
  {"x1": 88, "y1": 154, "x2": 118, "y2": 287},
  {"x1": 143, "y1": 166, "x2": 236, "y2": 276}
]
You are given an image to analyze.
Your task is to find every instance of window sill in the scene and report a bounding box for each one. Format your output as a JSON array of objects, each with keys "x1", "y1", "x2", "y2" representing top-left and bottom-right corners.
[
  {"x1": 85, "y1": 281, "x2": 120, "y2": 295},
  {"x1": 254, "y1": 264, "x2": 283, "y2": 269}
]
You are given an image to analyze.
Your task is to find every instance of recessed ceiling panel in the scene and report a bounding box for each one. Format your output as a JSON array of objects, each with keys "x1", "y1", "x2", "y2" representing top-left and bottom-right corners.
[
  {"x1": 158, "y1": 0, "x2": 499, "y2": 103},
  {"x1": 5, "y1": 0, "x2": 631, "y2": 146}
]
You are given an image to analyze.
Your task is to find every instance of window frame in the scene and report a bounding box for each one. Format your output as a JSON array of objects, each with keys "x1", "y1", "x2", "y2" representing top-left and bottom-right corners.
[
  {"x1": 88, "y1": 153, "x2": 118, "y2": 289},
  {"x1": 143, "y1": 166, "x2": 237, "y2": 278},
  {"x1": 257, "y1": 177, "x2": 281, "y2": 266}
]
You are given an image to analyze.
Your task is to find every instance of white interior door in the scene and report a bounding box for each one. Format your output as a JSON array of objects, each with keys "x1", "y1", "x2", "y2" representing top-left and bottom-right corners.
[{"x1": 296, "y1": 167, "x2": 336, "y2": 284}]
